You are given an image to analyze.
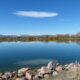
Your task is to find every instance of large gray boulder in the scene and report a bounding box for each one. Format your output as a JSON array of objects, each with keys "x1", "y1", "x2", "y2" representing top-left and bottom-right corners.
[{"x1": 47, "y1": 61, "x2": 58, "y2": 70}]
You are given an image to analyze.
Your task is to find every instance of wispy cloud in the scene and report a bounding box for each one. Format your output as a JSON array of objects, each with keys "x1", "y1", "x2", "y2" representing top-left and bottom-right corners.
[{"x1": 14, "y1": 11, "x2": 58, "y2": 18}]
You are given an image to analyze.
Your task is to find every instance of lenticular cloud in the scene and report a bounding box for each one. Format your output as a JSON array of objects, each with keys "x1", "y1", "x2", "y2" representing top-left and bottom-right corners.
[{"x1": 14, "y1": 11, "x2": 58, "y2": 18}]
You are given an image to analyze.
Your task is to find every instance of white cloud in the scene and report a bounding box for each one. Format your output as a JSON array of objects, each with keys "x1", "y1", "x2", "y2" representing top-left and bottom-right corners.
[{"x1": 14, "y1": 11, "x2": 58, "y2": 18}]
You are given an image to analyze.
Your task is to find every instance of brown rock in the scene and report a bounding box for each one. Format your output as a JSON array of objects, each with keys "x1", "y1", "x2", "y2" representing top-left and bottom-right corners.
[
  {"x1": 0, "y1": 73, "x2": 3, "y2": 78},
  {"x1": 39, "y1": 66, "x2": 51, "y2": 74},
  {"x1": 18, "y1": 68, "x2": 30, "y2": 74},
  {"x1": 55, "y1": 65, "x2": 63, "y2": 71},
  {"x1": 33, "y1": 75, "x2": 40, "y2": 80}
]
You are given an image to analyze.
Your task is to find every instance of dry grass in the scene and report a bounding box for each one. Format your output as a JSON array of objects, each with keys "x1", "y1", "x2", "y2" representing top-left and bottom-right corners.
[{"x1": 42, "y1": 69, "x2": 80, "y2": 80}]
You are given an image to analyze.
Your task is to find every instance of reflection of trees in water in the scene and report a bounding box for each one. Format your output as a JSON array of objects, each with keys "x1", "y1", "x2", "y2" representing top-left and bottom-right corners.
[{"x1": 74, "y1": 40, "x2": 80, "y2": 45}]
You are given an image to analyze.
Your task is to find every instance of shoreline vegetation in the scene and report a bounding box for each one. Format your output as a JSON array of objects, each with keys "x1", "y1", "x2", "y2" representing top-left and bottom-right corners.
[
  {"x1": 0, "y1": 33, "x2": 80, "y2": 42},
  {"x1": 0, "y1": 61, "x2": 80, "y2": 80}
]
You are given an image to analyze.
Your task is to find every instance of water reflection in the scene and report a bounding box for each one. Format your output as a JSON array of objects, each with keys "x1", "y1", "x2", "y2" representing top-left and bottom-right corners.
[{"x1": 15, "y1": 59, "x2": 52, "y2": 66}]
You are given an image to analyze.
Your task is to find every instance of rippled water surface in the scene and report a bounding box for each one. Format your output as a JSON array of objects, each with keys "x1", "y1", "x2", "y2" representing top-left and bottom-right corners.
[{"x1": 0, "y1": 42, "x2": 80, "y2": 71}]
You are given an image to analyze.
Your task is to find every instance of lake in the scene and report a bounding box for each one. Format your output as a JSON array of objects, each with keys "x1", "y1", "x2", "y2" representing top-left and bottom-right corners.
[{"x1": 0, "y1": 41, "x2": 80, "y2": 72}]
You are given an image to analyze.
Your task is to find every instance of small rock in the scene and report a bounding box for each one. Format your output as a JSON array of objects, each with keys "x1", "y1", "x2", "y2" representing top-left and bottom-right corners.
[
  {"x1": 4, "y1": 72, "x2": 12, "y2": 78},
  {"x1": 17, "y1": 73, "x2": 24, "y2": 77},
  {"x1": 18, "y1": 68, "x2": 30, "y2": 74},
  {"x1": 0, "y1": 73, "x2": 3, "y2": 78},
  {"x1": 53, "y1": 71, "x2": 58, "y2": 76},
  {"x1": 55, "y1": 65, "x2": 63, "y2": 71},
  {"x1": 0, "y1": 78, "x2": 2, "y2": 80},
  {"x1": 2, "y1": 74, "x2": 8, "y2": 79},
  {"x1": 44, "y1": 74, "x2": 49, "y2": 78},
  {"x1": 25, "y1": 72, "x2": 33, "y2": 80},
  {"x1": 37, "y1": 69, "x2": 41, "y2": 72},
  {"x1": 39, "y1": 66, "x2": 51, "y2": 74},
  {"x1": 16, "y1": 77, "x2": 25, "y2": 80},
  {"x1": 33, "y1": 75, "x2": 40, "y2": 80},
  {"x1": 38, "y1": 72, "x2": 44, "y2": 78},
  {"x1": 12, "y1": 71, "x2": 17, "y2": 77}
]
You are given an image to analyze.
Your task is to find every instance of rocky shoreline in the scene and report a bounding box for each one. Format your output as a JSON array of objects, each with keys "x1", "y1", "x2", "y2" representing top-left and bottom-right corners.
[{"x1": 0, "y1": 61, "x2": 80, "y2": 80}]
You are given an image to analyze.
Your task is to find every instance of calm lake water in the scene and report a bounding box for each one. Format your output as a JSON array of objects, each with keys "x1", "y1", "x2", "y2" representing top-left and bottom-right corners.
[{"x1": 0, "y1": 41, "x2": 80, "y2": 71}]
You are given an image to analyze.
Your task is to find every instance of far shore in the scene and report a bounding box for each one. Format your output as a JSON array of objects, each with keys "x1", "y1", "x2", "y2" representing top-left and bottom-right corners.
[{"x1": 0, "y1": 33, "x2": 80, "y2": 42}]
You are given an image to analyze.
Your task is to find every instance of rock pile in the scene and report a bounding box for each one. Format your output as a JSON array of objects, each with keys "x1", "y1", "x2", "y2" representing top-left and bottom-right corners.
[{"x1": 0, "y1": 61, "x2": 80, "y2": 80}]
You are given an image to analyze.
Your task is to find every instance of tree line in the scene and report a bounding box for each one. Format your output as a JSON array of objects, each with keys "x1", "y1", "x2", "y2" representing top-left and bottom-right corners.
[{"x1": 0, "y1": 33, "x2": 80, "y2": 42}]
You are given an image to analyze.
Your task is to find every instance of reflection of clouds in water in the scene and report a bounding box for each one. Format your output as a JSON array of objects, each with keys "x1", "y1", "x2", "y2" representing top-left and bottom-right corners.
[{"x1": 15, "y1": 59, "x2": 52, "y2": 66}]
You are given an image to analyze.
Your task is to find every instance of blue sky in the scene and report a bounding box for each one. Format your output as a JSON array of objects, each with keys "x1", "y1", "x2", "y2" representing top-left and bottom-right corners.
[{"x1": 0, "y1": 0, "x2": 80, "y2": 35}]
